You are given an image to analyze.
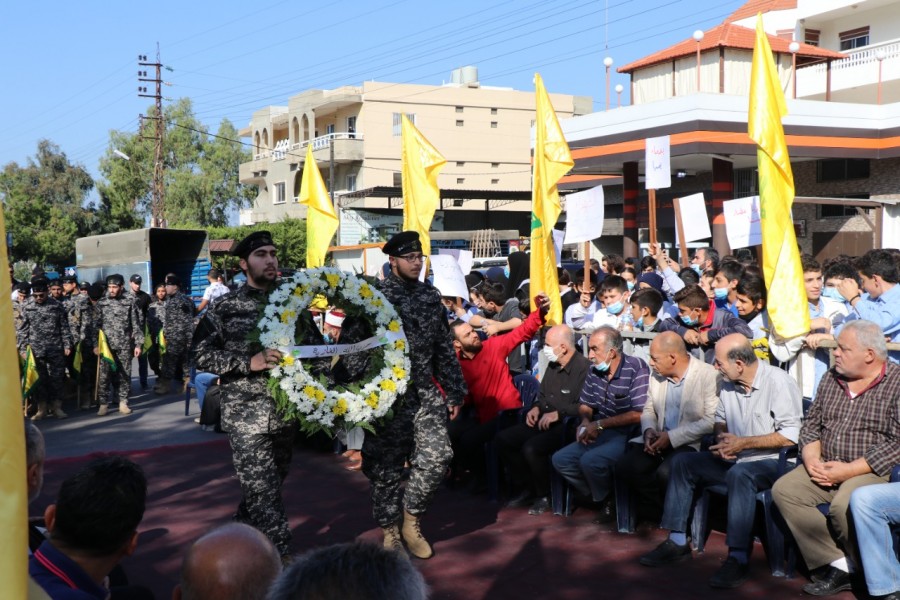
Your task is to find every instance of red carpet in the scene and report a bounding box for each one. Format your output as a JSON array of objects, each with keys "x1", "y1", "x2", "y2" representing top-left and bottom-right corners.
[{"x1": 35, "y1": 440, "x2": 840, "y2": 600}]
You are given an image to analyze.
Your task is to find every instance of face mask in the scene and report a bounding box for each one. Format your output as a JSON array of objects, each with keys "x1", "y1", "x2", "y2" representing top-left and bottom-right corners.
[
  {"x1": 713, "y1": 287, "x2": 729, "y2": 300},
  {"x1": 542, "y1": 345, "x2": 559, "y2": 363},
  {"x1": 592, "y1": 350, "x2": 612, "y2": 374},
  {"x1": 740, "y1": 308, "x2": 760, "y2": 323},
  {"x1": 822, "y1": 287, "x2": 845, "y2": 302},
  {"x1": 626, "y1": 281, "x2": 635, "y2": 291},
  {"x1": 680, "y1": 313, "x2": 698, "y2": 326},
  {"x1": 323, "y1": 333, "x2": 335, "y2": 344},
  {"x1": 635, "y1": 317, "x2": 645, "y2": 330},
  {"x1": 503, "y1": 266, "x2": 510, "y2": 278},
  {"x1": 606, "y1": 301, "x2": 624, "y2": 315},
  {"x1": 691, "y1": 265, "x2": 702, "y2": 275}
]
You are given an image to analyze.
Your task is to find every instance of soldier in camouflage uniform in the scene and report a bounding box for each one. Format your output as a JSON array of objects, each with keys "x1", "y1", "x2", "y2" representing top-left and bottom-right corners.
[
  {"x1": 193, "y1": 231, "x2": 296, "y2": 559},
  {"x1": 362, "y1": 231, "x2": 467, "y2": 559},
  {"x1": 93, "y1": 274, "x2": 143, "y2": 416},
  {"x1": 128, "y1": 274, "x2": 152, "y2": 390},
  {"x1": 17, "y1": 278, "x2": 73, "y2": 420},
  {"x1": 146, "y1": 283, "x2": 167, "y2": 375},
  {"x1": 60, "y1": 275, "x2": 88, "y2": 396},
  {"x1": 77, "y1": 282, "x2": 104, "y2": 408},
  {"x1": 154, "y1": 273, "x2": 195, "y2": 394}
]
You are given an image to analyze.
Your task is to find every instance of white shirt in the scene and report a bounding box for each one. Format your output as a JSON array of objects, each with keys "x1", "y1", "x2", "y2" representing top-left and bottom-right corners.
[{"x1": 203, "y1": 281, "x2": 229, "y2": 303}]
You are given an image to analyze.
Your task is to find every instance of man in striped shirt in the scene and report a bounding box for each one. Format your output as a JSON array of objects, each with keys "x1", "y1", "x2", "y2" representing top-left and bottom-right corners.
[{"x1": 551, "y1": 326, "x2": 650, "y2": 523}]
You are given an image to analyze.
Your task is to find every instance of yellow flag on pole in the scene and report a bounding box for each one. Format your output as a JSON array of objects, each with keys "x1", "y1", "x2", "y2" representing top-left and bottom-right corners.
[
  {"x1": 748, "y1": 14, "x2": 810, "y2": 339},
  {"x1": 0, "y1": 206, "x2": 27, "y2": 598},
  {"x1": 21, "y1": 346, "x2": 40, "y2": 398},
  {"x1": 401, "y1": 115, "x2": 446, "y2": 257},
  {"x1": 530, "y1": 73, "x2": 573, "y2": 325},
  {"x1": 97, "y1": 329, "x2": 117, "y2": 371},
  {"x1": 299, "y1": 144, "x2": 339, "y2": 268}
]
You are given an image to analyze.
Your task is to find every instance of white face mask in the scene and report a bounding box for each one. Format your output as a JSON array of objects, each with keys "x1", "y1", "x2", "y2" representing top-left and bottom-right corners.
[{"x1": 542, "y1": 344, "x2": 560, "y2": 363}]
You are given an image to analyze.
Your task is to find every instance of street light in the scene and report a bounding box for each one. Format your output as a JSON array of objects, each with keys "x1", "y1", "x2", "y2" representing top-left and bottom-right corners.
[
  {"x1": 789, "y1": 41, "x2": 800, "y2": 99},
  {"x1": 693, "y1": 29, "x2": 705, "y2": 92},
  {"x1": 876, "y1": 49, "x2": 886, "y2": 105},
  {"x1": 113, "y1": 149, "x2": 131, "y2": 161},
  {"x1": 604, "y1": 56, "x2": 614, "y2": 111},
  {"x1": 615, "y1": 84, "x2": 624, "y2": 107}
]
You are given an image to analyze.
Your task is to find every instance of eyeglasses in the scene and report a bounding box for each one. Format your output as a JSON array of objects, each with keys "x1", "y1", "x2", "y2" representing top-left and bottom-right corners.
[{"x1": 397, "y1": 254, "x2": 424, "y2": 263}]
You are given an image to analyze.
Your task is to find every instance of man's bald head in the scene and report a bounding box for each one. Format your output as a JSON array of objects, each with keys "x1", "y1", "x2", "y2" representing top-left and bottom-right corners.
[
  {"x1": 648, "y1": 331, "x2": 688, "y2": 377},
  {"x1": 713, "y1": 333, "x2": 757, "y2": 383},
  {"x1": 175, "y1": 523, "x2": 282, "y2": 600},
  {"x1": 652, "y1": 331, "x2": 687, "y2": 356}
]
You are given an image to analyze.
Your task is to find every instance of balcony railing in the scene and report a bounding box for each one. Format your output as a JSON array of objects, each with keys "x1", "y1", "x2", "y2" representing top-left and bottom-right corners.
[
  {"x1": 291, "y1": 132, "x2": 363, "y2": 152},
  {"x1": 797, "y1": 37, "x2": 900, "y2": 97}
]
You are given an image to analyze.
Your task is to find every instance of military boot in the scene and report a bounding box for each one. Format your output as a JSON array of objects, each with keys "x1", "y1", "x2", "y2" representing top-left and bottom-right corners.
[
  {"x1": 401, "y1": 510, "x2": 433, "y2": 559},
  {"x1": 382, "y1": 524, "x2": 406, "y2": 555},
  {"x1": 52, "y1": 403, "x2": 68, "y2": 419},
  {"x1": 153, "y1": 378, "x2": 170, "y2": 394},
  {"x1": 118, "y1": 401, "x2": 133, "y2": 415},
  {"x1": 31, "y1": 402, "x2": 48, "y2": 421},
  {"x1": 97, "y1": 404, "x2": 109, "y2": 416}
]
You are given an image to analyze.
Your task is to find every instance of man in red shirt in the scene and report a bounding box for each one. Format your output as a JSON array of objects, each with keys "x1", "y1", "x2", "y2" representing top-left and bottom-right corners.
[{"x1": 448, "y1": 292, "x2": 549, "y2": 489}]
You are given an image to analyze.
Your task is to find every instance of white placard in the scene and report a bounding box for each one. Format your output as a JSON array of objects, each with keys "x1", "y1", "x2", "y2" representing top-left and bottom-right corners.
[
  {"x1": 429, "y1": 254, "x2": 470, "y2": 299},
  {"x1": 564, "y1": 186, "x2": 605, "y2": 244},
  {"x1": 552, "y1": 228, "x2": 564, "y2": 267},
  {"x1": 438, "y1": 248, "x2": 473, "y2": 274},
  {"x1": 645, "y1": 135, "x2": 671, "y2": 190},
  {"x1": 723, "y1": 196, "x2": 762, "y2": 249},
  {"x1": 677, "y1": 193, "x2": 711, "y2": 243}
]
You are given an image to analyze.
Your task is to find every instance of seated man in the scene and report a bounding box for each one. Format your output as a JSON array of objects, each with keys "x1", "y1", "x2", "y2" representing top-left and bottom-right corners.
[
  {"x1": 30, "y1": 456, "x2": 148, "y2": 600},
  {"x1": 615, "y1": 332, "x2": 719, "y2": 524},
  {"x1": 495, "y1": 324, "x2": 590, "y2": 515},
  {"x1": 174, "y1": 523, "x2": 282, "y2": 600},
  {"x1": 773, "y1": 319, "x2": 900, "y2": 596},
  {"x1": 660, "y1": 284, "x2": 752, "y2": 364},
  {"x1": 551, "y1": 326, "x2": 649, "y2": 523},
  {"x1": 449, "y1": 293, "x2": 549, "y2": 487},
  {"x1": 640, "y1": 334, "x2": 802, "y2": 590},
  {"x1": 850, "y1": 482, "x2": 900, "y2": 600}
]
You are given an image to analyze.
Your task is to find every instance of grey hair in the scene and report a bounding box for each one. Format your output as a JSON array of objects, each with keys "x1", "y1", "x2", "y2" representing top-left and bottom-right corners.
[
  {"x1": 591, "y1": 325, "x2": 623, "y2": 353},
  {"x1": 843, "y1": 319, "x2": 888, "y2": 361},
  {"x1": 726, "y1": 343, "x2": 758, "y2": 366},
  {"x1": 25, "y1": 420, "x2": 44, "y2": 467},
  {"x1": 266, "y1": 542, "x2": 428, "y2": 600}
]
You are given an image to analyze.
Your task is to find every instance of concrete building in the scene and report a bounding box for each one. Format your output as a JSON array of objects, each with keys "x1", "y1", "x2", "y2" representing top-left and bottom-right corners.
[
  {"x1": 560, "y1": 0, "x2": 900, "y2": 262},
  {"x1": 238, "y1": 68, "x2": 591, "y2": 248}
]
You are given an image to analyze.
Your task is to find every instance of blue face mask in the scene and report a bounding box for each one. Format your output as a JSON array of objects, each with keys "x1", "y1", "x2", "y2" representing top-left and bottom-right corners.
[
  {"x1": 691, "y1": 265, "x2": 702, "y2": 275},
  {"x1": 606, "y1": 301, "x2": 624, "y2": 315},
  {"x1": 592, "y1": 350, "x2": 612, "y2": 374},
  {"x1": 503, "y1": 266, "x2": 510, "y2": 278},
  {"x1": 680, "y1": 313, "x2": 698, "y2": 326},
  {"x1": 323, "y1": 333, "x2": 335, "y2": 344},
  {"x1": 713, "y1": 287, "x2": 729, "y2": 300},
  {"x1": 626, "y1": 281, "x2": 635, "y2": 291},
  {"x1": 635, "y1": 317, "x2": 645, "y2": 330},
  {"x1": 822, "y1": 287, "x2": 845, "y2": 302}
]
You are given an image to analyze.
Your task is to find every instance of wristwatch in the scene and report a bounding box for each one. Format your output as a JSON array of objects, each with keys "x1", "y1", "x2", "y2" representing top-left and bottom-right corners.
[{"x1": 594, "y1": 420, "x2": 604, "y2": 432}]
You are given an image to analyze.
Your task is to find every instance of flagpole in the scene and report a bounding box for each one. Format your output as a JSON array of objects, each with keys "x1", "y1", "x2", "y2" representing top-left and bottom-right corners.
[{"x1": 94, "y1": 350, "x2": 101, "y2": 405}]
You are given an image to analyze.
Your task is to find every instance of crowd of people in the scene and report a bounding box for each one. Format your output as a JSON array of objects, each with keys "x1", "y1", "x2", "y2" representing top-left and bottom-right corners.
[{"x1": 20, "y1": 231, "x2": 900, "y2": 599}]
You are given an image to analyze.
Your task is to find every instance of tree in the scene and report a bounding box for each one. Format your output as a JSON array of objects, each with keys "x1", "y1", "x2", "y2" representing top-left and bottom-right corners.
[
  {"x1": 207, "y1": 217, "x2": 307, "y2": 270},
  {"x1": 0, "y1": 140, "x2": 99, "y2": 266},
  {"x1": 98, "y1": 98, "x2": 254, "y2": 229}
]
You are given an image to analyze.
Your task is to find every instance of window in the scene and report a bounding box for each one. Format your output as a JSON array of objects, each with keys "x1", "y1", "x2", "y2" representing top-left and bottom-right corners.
[
  {"x1": 392, "y1": 172, "x2": 402, "y2": 186},
  {"x1": 804, "y1": 28, "x2": 820, "y2": 47},
  {"x1": 490, "y1": 121, "x2": 498, "y2": 128},
  {"x1": 491, "y1": 178, "x2": 499, "y2": 184},
  {"x1": 347, "y1": 174, "x2": 357, "y2": 192},
  {"x1": 274, "y1": 182, "x2": 286, "y2": 204},
  {"x1": 455, "y1": 106, "x2": 464, "y2": 113},
  {"x1": 456, "y1": 120, "x2": 464, "y2": 127},
  {"x1": 491, "y1": 162, "x2": 499, "y2": 168},
  {"x1": 456, "y1": 161, "x2": 465, "y2": 167},
  {"x1": 347, "y1": 116, "x2": 357, "y2": 138},
  {"x1": 325, "y1": 123, "x2": 335, "y2": 135},
  {"x1": 817, "y1": 197, "x2": 871, "y2": 219},
  {"x1": 457, "y1": 178, "x2": 465, "y2": 184},
  {"x1": 490, "y1": 108, "x2": 498, "y2": 115},
  {"x1": 839, "y1": 26, "x2": 869, "y2": 51},
  {"x1": 392, "y1": 113, "x2": 415, "y2": 136},
  {"x1": 816, "y1": 159, "x2": 870, "y2": 182}
]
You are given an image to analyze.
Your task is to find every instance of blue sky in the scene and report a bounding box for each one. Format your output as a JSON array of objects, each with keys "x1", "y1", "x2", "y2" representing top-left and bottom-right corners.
[{"x1": 0, "y1": 0, "x2": 746, "y2": 187}]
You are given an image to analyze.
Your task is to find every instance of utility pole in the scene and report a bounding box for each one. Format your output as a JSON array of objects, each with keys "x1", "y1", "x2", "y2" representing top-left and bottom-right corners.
[{"x1": 139, "y1": 44, "x2": 166, "y2": 228}]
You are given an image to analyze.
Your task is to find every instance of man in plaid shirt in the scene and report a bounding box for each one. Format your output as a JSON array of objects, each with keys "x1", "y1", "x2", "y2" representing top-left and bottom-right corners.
[{"x1": 773, "y1": 319, "x2": 900, "y2": 597}]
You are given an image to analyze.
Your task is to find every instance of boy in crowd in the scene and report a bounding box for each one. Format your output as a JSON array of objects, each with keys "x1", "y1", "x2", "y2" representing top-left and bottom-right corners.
[
  {"x1": 660, "y1": 284, "x2": 752, "y2": 364},
  {"x1": 565, "y1": 269, "x2": 600, "y2": 330},
  {"x1": 711, "y1": 260, "x2": 743, "y2": 317},
  {"x1": 734, "y1": 272, "x2": 770, "y2": 363},
  {"x1": 588, "y1": 275, "x2": 632, "y2": 331},
  {"x1": 837, "y1": 248, "x2": 900, "y2": 364},
  {"x1": 628, "y1": 287, "x2": 667, "y2": 363}
]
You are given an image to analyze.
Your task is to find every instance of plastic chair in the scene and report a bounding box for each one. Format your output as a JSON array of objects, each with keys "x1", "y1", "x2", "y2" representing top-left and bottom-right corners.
[
  {"x1": 486, "y1": 373, "x2": 541, "y2": 501},
  {"x1": 550, "y1": 415, "x2": 580, "y2": 516},
  {"x1": 613, "y1": 466, "x2": 638, "y2": 533},
  {"x1": 183, "y1": 365, "x2": 196, "y2": 416}
]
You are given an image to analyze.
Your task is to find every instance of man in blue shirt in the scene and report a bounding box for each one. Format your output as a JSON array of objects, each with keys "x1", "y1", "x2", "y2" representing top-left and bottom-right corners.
[{"x1": 838, "y1": 249, "x2": 900, "y2": 364}]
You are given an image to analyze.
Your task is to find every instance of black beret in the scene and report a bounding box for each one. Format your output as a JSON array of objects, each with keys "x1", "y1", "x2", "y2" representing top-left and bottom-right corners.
[
  {"x1": 164, "y1": 274, "x2": 181, "y2": 287},
  {"x1": 382, "y1": 231, "x2": 422, "y2": 257},
  {"x1": 60, "y1": 275, "x2": 77, "y2": 284},
  {"x1": 130, "y1": 274, "x2": 142, "y2": 284},
  {"x1": 233, "y1": 230, "x2": 275, "y2": 258},
  {"x1": 31, "y1": 278, "x2": 49, "y2": 292},
  {"x1": 88, "y1": 282, "x2": 105, "y2": 301},
  {"x1": 48, "y1": 279, "x2": 62, "y2": 288},
  {"x1": 78, "y1": 281, "x2": 90, "y2": 291},
  {"x1": 16, "y1": 282, "x2": 31, "y2": 294},
  {"x1": 106, "y1": 274, "x2": 125, "y2": 286}
]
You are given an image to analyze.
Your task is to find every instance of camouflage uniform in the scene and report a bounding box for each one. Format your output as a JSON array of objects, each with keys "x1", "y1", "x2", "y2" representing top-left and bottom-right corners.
[
  {"x1": 362, "y1": 273, "x2": 467, "y2": 527},
  {"x1": 62, "y1": 292, "x2": 89, "y2": 384},
  {"x1": 128, "y1": 288, "x2": 151, "y2": 388},
  {"x1": 94, "y1": 293, "x2": 142, "y2": 407},
  {"x1": 160, "y1": 291, "x2": 194, "y2": 381},
  {"x1": 77, "y1": 295, "x2": 99, "y2": 403},
  {"x1": 17, "y1": 296, "x2": 73, "y2": 415},
  {"x1": 193, "y1": 285, "x2": 296, "y2": 556},
  {"x1": 146, "y1": 299, "x2": 166, "y2": 374}
]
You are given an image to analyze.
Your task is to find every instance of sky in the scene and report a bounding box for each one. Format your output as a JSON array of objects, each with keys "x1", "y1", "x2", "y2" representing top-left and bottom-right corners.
[{"x1": 0, "y1": 0, "x2": 748, "y2": 193}]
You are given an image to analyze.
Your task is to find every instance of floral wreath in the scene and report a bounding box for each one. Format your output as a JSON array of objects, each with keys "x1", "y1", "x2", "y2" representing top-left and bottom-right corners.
[{"x1": 257, "y1": 267, "x2": 410, "y2": 435}]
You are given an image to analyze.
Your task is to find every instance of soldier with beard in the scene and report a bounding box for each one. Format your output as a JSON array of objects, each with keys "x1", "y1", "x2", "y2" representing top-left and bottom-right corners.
[
  {"x1": 155, "y1": 274, "x2": 195, "y2": 394},
  {"x1": 93, "y1": 274, "x2": 143, "y2": 416},
  {"x1": 193, "y1": 231, "x2": 296, "y2": 560},
  {"x1": 363, "y1": 231, "x2": 467, "y2": 559}
]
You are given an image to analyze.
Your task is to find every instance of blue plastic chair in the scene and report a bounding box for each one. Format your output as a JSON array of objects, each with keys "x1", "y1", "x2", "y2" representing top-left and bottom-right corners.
[{"x1": 183, "y1": 365, "x2": 196, "y2": 416}]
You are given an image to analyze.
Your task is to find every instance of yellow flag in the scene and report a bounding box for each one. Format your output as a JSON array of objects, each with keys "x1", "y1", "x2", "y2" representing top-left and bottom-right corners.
[
  {"x1": 299, "y1": 144, "x2": 339, "y2": 268},
  {"x1": 0, "y1": 207, "x2": 27, "y2": 598},
  {"x1": 72, "y1": 341, "x2": 83, "y2": 375},
  {"x1": 142, "y1": 323, "x2": 153, "y2": 354},
  {"x1": 748, "y1": 14, "x2": 810, "y2": 339},
  {"x1": 158, "y1": 329, "x2": 167, "y2": 357},
  {"x1": 530, "y1": 74, "x2": 573, "y2": 325},
  {"x1": 21, "y1": 346, "x2": 40, "y2": 398},
  {"x1": 401, "y1": 115, "x2": 446, "y2": 257},
  {"x1": 97, "y1": 329, "x2": 117, "y2": 371}
]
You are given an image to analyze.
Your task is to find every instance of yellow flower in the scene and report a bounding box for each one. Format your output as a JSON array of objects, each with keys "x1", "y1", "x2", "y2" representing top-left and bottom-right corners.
[
  {"x1": 365, "y1": 393, "x2": 379, "y2": 409},
  {"x1": 359, "y1": 284, "x2": 373, "y2": 298},
  {"x1": 314, "y1": 389, "x2": 326, "y2": 403},
  {"x1": 388, "y1": 320, "x2": 401, "y2": 332},
  {"x1": 280, "y1": 309, "x2": 296, "y2": 324},
  {"x1": 332, "y1": 399, "x2": 348, "y2": 416},
  {"x1": 380, "y1": 379, "x2": 396, "y2": 392},
  {"x1": 325, "y1": 274, "x2": 341, "y2": 288},
  {"x1": 392, "y1": 366, "x2": 407, "y2": 380},
  {"x1": 281, "y1": 355, "x2": 295, "y2": 367},
  {"x1": 293, "y1": 286, "x2": 305, "y2": 297},
  {"x1": 394, "y1": 340, "x2": 405, "y2": 351},
  {"x1": 372, "y1": 298, "x2": 383, "y2": 307},
  {"x1": 302, "y1": 385, "x2": 317, "y2": 398}
]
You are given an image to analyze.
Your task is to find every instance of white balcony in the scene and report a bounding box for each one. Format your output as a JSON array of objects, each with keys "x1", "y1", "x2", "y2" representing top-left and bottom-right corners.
[
  {"x1": 796, "y1": 38, "x2": 900, "y2": 103},
  {"x1": 291, "y1": 132, "x2": 364, "y2": 164}
]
